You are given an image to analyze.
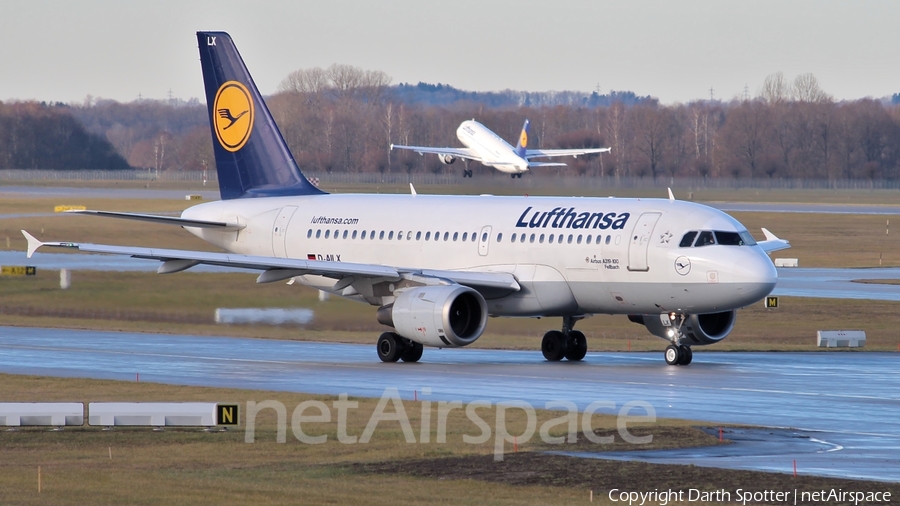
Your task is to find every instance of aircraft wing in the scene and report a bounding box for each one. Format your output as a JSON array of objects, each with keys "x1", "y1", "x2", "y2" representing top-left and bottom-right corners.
[
  {"x1": 66, "y1": 210, "x2": 245, "y2": 230},
  {"x1": 21, "y1": 231, "x2": 520, "y2": 294},
  {"x1": 390, "y1": 144, "x2": 482, "y2": 162},
  {"x1": 757, "y1": 228, "x2": 791, "y2": 254},
  {"x1": 525, "y1": 147, "x2": 611, "y2": 159}
]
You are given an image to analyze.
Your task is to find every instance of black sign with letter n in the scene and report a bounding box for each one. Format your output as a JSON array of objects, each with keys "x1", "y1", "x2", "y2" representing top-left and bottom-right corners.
[
  {"x1": 216, "y1": 403, "x2": 239, "y2": 426},
  {"x1": 765, "y1": 296, "x2": 779, "y2": 309}
]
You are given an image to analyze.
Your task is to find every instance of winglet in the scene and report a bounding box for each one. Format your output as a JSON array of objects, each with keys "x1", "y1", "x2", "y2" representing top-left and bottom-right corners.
[
  {"x1": 409, "y1": 183, "x2": 417, "y2": 196},
  {"x1": 761, "y1": 228, "x2": 779, "y2": 241},
  {"x1": 21, "y1": 230, "x2": 43, "y2": 258},
  {"x1": 667, "y1": 188, "x2": 675, "y2": 202}
]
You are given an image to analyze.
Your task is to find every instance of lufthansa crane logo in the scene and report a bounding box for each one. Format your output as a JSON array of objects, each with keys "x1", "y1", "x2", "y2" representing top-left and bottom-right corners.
[
  {"x1": 519, "y1": 130, "x2": 528, "y2": 148},
  {"x1": 213, "y1": 81, "x2": 254, "y2": 152}
]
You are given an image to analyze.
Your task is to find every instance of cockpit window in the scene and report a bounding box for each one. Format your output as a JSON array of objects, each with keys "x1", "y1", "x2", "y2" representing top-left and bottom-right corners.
[
  {"x1": 694, "y1": 231, "x2": 715, "y2": 247},
  {"x1": 714, "y1": 231, "x2": 743, "y2": 246},
  {"x1": 679, "y1": 231, "x2": 698, "y2": 247},
  {"x1": 739, "y1": 230, "x2": 757, "y2": 246}
]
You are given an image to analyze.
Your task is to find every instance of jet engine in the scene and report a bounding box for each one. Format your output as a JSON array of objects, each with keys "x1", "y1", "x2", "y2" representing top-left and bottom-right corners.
[
  {"x1": 628, "y1": 310, "x2": 736, "y2": 345},
  {"x1": 376, "y1": 285, "x2": 487, "y2": 348},
  {"x1": 438, "y1": 154, "x2": 456, "y2": 165}
]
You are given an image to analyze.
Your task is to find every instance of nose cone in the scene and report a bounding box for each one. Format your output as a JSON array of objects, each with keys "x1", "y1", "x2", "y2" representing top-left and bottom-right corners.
[{"x1": 733, "y1": 248, "x2": 778, "y2": 302}]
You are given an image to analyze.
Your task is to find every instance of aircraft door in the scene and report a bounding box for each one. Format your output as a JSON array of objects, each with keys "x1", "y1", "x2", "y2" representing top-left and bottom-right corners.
[
  {"x1": 273, "y1": 205, "x2": 298, "y2": 258},
  {"x1": 478, "y1": 226, "x2": 492, "y2": 256},
  {"x1": 627, "y1": 212, "x2": 661, "y2": 272}
]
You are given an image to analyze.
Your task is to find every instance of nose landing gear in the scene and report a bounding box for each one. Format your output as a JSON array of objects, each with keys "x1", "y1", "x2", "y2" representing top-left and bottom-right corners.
[{"x1": 663, "y1": 313, "x2": 693, "y2": 366}]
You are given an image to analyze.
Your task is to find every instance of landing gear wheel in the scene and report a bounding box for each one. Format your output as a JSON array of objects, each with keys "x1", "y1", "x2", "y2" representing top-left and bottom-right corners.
[
  {"x1": 664, "y1": 344, "x2": 681, "y2": 366},
  {"x1": 541, "y1": 330, "x2": 568, "y2": 361},
  {"x1": 565, "y1": 330, "x2": 587, "y2": 361},
  {"x1": 463, "y1": 169, "x2": 473, "y2": 178},
  {"x1": 377, "y1": 332, "x2": 403, "y2": 363},
  {"x1": 400, "y1": 341, "x2": 424, "y2": 363},
  {"x1": 511, "y1": 173, "x2": 517, "y2": 179},
  {"x1": 678, "y1": 345, "x2": 692, "y2": 365}
]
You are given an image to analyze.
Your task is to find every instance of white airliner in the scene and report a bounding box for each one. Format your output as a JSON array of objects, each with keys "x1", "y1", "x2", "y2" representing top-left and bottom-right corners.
[
  {"x1": 391, "y1": 119, "x2": 611, "y2": 178},
  {"x1": 23, "y1": 32, "x2": 789, "y2": 366}
]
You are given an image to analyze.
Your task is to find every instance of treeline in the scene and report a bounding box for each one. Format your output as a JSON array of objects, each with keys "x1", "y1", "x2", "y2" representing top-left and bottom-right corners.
[
  {"x1": 11, "y1": 65, "x2": 900, "y2": 181},
  {"x1": 0, "y1": 101, "x2": 130, "y2": 171}
]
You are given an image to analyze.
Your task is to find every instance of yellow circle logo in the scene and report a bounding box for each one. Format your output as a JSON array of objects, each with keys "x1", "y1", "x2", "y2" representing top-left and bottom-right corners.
[
  {"x1": 213, "y1": 81, "x2": 254, "y2": 152},
  {"x1": 519, "y1": 131, "x2": 528, "y2": 148}
]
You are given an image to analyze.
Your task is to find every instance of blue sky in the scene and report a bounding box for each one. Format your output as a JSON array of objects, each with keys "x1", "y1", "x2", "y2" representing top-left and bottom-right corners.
[{"x1": 2, "y1": 0, "x2": 898, "y2": 104}]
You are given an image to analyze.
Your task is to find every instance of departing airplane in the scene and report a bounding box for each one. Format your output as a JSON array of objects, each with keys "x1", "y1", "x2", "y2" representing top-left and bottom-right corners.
[
  {"x1": 23, "y1": 32, "x2": 790, "y2": 366},
  {"x1": 391, "y1": 119, "x2": 611, "y2": 178}
]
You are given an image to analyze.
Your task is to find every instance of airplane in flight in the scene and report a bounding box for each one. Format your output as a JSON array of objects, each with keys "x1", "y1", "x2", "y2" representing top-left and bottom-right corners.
[
  {"x1": 391, "y1": 119, "x2": 610, "y2": 178},
  {"x1": 23, "y1": 31, "x2": 789, "y2": 366}
]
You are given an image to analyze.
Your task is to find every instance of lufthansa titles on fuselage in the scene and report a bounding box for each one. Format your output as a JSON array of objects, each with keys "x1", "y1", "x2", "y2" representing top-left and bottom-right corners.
[{"x1": 515, "y1": 207, "x2": 630, "y2": 230}]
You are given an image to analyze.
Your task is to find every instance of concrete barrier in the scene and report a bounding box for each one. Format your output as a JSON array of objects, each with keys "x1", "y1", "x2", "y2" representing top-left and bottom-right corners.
[
  {"x1": 88, "y1": 402, "x2": 218, "y2": 428},
  {"x1": 215, "y1": 308, "x2": 314, "y2": 325},
  {"x1": 0, "y1": 403, "x2": 84, "y2": 427},
  {"x1": 817, "y1": 330, "x2": 866, "y2": 348},
  {"x1": 774, "y1": 258, "x2": 799, "y2": 267}
]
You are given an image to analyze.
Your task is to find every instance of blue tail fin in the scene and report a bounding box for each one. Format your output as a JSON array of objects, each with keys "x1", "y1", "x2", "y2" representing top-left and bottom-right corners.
[
  {"x1": 513, "y1": 119, "x2": 530, "y2": 158},
  {"x1": 197, "y1": 32, "x2": 325, "y2": 199}
]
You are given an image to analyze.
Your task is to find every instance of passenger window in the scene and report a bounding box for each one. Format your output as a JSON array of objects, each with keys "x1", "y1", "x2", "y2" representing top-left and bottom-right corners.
[
  {"x1": 482, "y1": 232, "x2": 488, "y2": 242},
  {"x1": 558, "y1": 235, "x2": 564, "y2": 244},
  {"x1": 497, "y1": 233, "x2": 503, "y2": 242},
  {"x1": 605, "y1": 236, "x2": 611, "y2": 245},
  {"x1": 342, "y1": 230, "x2": 348, "y2": 239},
  {"x1": 539, "y1": 234, "x2": 545, "y2": 243},
  {"x1": 361, "y1": 230, "x2": 366, "y2": 240},
  {"x1": 379, "y1": 231, "x2": 385, "y2": 240},
  {"x1": 453, "y1": 232, "x2": 458, "y2": 241},
  {"x1": 324, "y1": 230, "x2": 330, "y2": 239},
  {"x1": 586, "y1": 235, "x2": 592, "y2": 245},
  {"x1": 567, "y1": 234, "x2": 573, "y2": 244},
  {"x1": 307, "y1": 229, "x2": 312, "y2": 238},
  {"x1": 529, "y1": 234, "x2": 535, "y2": 243},
  {"x1": 425, "y1": 232, "x2": 431, "y2": 241},
  {"x1": 511, "y1": 233, "x2": 517, "y2": 242},
  {"x1": 388, "y1": 231, "x2": 394, "y2": 240},
  {"x1": 577, "y1": 235, "x2": 582, "y2": 244},
  {"x1": 472, "y1": 233, "x2": 477, "y2": 242},
  {"x1": 352, "y1": 230, "x2": 358, "y2": 239},
  {"x1": 462, "y1": 232, "x2": 468, "y2": 241},
  {"x1": 445, "y1": 232, "x2": 450, "y2": 241},
  {"x1": 316, "y1": 230, "x2": 321, "y2": 239},
  {"x1": 679, "y1": 231, "x2": 698, "y2": 247},
  {"x1": 416, "y1": 231, "x2": 421, "y2": 240},
  {"x1": 549, "y1": 234, "x2": 555, "y2": 243},
  {"x1": 520, "y1": 234, "x2": 526, "y2": 243},
  {"x1": 370, "y1": 230, "x2": 375, "y2": 239},
  {"x1": 694, "y1": 231, "x2": 715, "y2": 247}
]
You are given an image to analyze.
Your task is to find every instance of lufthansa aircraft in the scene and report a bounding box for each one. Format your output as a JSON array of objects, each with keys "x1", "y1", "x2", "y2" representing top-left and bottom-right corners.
[
  {"x1": 391, "y1": 119, "x2": 610, "y2": 178},
  {"x1": 23, "y1": 32, "x2": 790, "y2": 366}
]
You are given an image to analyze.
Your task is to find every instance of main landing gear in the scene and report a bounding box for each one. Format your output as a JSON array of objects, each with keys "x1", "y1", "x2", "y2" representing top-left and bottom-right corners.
[
  {"x1": 663, "y1": 313, "x2": 692, "y2": 366},
  {"x1": 541, "y1": 316, "x2": 588, "y2": 362},
  {"x1": 376, "y1": 332, "x2": 424, "y2": 363},
  {"x1": 510, "y1": 173, "x2": 523, "y2": 179},
  {"x1": 664, "y1": 344, "x2": 692, "y2": 366},
  {"x1": 462, "y1": 168, "x2": 473, "y2": 178}
]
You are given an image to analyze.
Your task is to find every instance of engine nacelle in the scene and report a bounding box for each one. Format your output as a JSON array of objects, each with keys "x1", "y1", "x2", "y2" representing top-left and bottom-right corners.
[
  {"x1": 376, "y1": 285, "x2": 487, "y2": 347},
  {"x1": 438, "y1": 154, "x2": 456, "y2": 165},
  {"x1": 628, "y1": 310, "x2": 736, "y2": 346}
]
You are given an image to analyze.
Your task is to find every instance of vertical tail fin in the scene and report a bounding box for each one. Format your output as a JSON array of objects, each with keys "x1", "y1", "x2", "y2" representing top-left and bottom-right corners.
[
  {"x1": 513, "y1": 119, "x2": 530, "y2": 158},
  {"x1": 197, "y1": 32, "x2": 325, "y2": 199}
]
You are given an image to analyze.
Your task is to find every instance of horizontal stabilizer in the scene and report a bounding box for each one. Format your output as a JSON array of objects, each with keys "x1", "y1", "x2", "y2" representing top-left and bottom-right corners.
[
  {"x1": 67, "y1": 210, "x2": 245, "y2": 230},
  {"x1": 526, "y1": 161, "x2": 568, "y2": 168}
]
